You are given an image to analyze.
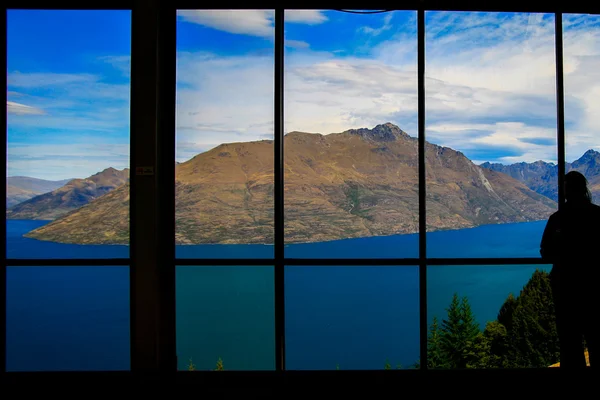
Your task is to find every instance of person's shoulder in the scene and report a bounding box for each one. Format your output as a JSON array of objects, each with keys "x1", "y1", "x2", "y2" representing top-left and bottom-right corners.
[{"x1": 548, "y1": 209, "x2": 561, "y2": 219}]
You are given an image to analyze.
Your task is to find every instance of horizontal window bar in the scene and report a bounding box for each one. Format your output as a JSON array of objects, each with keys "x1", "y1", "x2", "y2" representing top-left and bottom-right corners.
[
  {"x1": 6, "y1": 259, "x2": 130, "y2": 267},
  {"x1": 5, "y1": 258, "x2": 547, "y2": 267},
  {"x1": 170, "y1": 3, "x2": 600, "y2": 14},
  {"x1": 174, "y1": 258, "x2": 547, "y2": 266},
  {"x1": 5, "y1": 2, "x2": 134, "y2": 9},
  {"x1": 426, "y1": 258, "x2": 546, "y2": 265}
]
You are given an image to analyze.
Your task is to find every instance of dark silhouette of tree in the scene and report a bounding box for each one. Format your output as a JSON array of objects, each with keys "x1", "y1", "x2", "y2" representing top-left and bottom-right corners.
[
  {"x1": 501, "y1": 269, "x2": 560, "y2": 367},
  {"x1": 440, "y1": 293, "x2": 480, "y2": 368},
  {"x1": 465, "y1": 321, "x2": 508, "y2": 368},
  {"x1": 427, "y1": 316, "x2": 448, "y2": 368},
  {"x1": 384, "y1": 359, "x2": 391, "y2": 370},
  {"x1": 497, "y1": 293, "x2": 517, "y2": 331}
]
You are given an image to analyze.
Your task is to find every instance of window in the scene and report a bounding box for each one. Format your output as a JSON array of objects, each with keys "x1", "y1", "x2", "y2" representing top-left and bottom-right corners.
[
  {"x1": 5, "y1": 9, "x2": 131, "y2": 371},
  {"x1": 176, "y1": 266, "x2": 274, "y2": 371},
  {"x1": 5, "y1": 4, "x2": 593, "y2": 377},
  {"x1": 175, "y1": 9, "x2": 275, "y2": 259},
  {"x1": 427, "y1": 264, "x2": 556, "y2": 369},
  {"x1": 284, "y1": 9, "x2": 419, "y2": 259},
  {"x1": 6, "y1": 266, "x2": 130, "y2": 371},
  {"x1": 174, "y1": 9, "x2": 276, "y2": 371},
  {"x1": 285, "y1": 266, "x2": 419, "y2": 370},
  {"x1": 425, "y1": 11, "x2": 558, "y2": 258}
]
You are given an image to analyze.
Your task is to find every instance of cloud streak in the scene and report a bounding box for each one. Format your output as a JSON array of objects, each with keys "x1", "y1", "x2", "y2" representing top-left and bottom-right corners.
[
  {"x1": 177, "y1": 9, "x2": 327, "y2": 38},
  {"x1": 7, "y1": 101, "x2": 46, "y2": 115}
]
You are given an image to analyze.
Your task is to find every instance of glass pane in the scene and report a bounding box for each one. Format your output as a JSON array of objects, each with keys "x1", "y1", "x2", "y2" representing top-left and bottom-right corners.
[
  {"x1": 285, "y1": 266, "x2": 419, "y2": 370},
  {"x1": 6, "y1": 10, "x2": 131, "y2": 258},
  {"x1": 284, "y1": 10, "x2": 419, "y2": 258},
  {"x1": 425, "y1": 12, "x2": 558, "y2": 258},
  {"x1": 175, "y1": 10, "x2": 275, "y2": 259},
  {"x1": 426, "y1": 264, "x2": 563, "y2": 369},
  {"x1": 176, "y1": 266, "x2": 275, "y2": 371},
  {"x1": 563, "y1": 14, "x2": 600, "y2": 206},
  {"x1": 6, "y1": 266, "x2": 130, "y2": 371}
]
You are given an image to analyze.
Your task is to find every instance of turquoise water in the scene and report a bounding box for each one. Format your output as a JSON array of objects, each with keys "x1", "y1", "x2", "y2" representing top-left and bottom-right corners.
[{"x1": 6, "y1": 219, "x2": 551, "y2": 371}]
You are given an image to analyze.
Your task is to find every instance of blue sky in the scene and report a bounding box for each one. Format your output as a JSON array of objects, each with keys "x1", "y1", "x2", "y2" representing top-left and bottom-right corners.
[
  {"x1": 6, "y1": 10, "x2": 600, "y2": 180},
  {"x1": 7, "y1": 10, "x2": 131, "y2": 180}
]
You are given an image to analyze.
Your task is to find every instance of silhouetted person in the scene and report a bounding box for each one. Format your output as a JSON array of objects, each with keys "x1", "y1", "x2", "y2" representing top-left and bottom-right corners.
[{"x1": 541, "y1": 170, "x2": 600, "y2": 369}]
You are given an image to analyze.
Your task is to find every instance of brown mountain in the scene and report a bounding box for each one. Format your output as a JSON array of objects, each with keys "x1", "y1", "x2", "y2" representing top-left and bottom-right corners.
[
  {"x1": 24, "y1": 123, "x2": 556, "y2": 245},
  {"x1": 6, "y1": 176, "x2": 71, "y2": 208},
  {"x1": 7, "y1": 167, "x2": 129, "y2": 221}
]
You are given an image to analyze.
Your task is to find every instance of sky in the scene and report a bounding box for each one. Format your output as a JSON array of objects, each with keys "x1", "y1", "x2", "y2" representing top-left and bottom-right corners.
[{"x1": 6, "y1": 9, "x2": 600, "y2": 180}]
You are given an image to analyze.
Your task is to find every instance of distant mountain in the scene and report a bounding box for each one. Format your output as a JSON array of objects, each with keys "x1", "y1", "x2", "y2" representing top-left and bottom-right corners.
[
  {"x1": 481, "y1": 149, "x2": 600, "y2": 203},
  {"x1": 25, "y1": 123, "x2": 556, "y2": 245},
  {"x1": 6, "y1": 176, "x2": 71, "y2": 208},
  {"x1": 7, "y1": 167, "x2": 129, "y2": 220}
]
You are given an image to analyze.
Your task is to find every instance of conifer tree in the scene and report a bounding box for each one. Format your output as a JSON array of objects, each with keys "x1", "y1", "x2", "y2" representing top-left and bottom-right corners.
[
  {"x1": 427, "y1": 316, "x2": 448, "y2": 368},
  {"x1": 440, "y1": 293, "x2": 481, "y2": 368}
]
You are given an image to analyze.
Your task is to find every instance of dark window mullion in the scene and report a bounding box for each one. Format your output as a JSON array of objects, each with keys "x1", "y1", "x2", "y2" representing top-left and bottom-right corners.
[
  {"x1": 1, "y1": 7, "x2": 7, "y2": 375},
  {"x1": 274, "y1": 7, "x2": 286, "y2": 372},
  {"x1": 156, "y1": 2, "x2": 178, "y2": 372},
  {"x1": 555, "y1": 13, "x2": 566, "y2": 211},
  {"x1": 417, "y1": 7, "x2": 428, "y2": 371}
]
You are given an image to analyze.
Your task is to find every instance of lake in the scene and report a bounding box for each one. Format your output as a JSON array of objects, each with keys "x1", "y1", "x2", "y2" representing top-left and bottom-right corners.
[{"x1": 5, "y1": 219, "x2": 551, "y2": 371}]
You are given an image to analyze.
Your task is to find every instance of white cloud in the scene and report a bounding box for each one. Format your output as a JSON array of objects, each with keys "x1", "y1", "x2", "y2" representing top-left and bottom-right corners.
[
  {"x1": 8, "y1": 72, "x2": 95, "y2": 88},
  {"x1": 99, "y1": 55, "x2": 131, "y2": 77},
  {"x1": 359, "y1": 12, "x2": 393, "y2": 36},
  {"x1": 177, "y1": 10, "x2": 274, "y2": 37},
  {"x1": 174, "y1": 11, "x2": 600, "y2": 166},
  {"x1": 175, "y1": 51, "x2": 274, "y2": 161},
  {"x1": 7, "y1": 101, "x2": 45, "y2": 115},
  {"x1": 285, "y1": 10, "x2": 328, "y2": 24},
  {"x1": 177, "y1": 9, "x2": 327, "y2": 38},
  {"x1": 285, "y1": 39, "x2": 310, "y2": 49}
]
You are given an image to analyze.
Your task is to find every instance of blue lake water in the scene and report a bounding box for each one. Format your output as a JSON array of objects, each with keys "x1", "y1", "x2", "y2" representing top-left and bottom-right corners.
[{"x1": 6, "y1": 219, "x2": 551, "y2": 371}]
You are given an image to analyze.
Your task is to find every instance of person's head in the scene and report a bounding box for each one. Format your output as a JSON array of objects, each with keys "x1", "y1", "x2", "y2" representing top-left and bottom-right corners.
[{"x1": 565, "y1": 170, "x2": 592, "y2": 204}]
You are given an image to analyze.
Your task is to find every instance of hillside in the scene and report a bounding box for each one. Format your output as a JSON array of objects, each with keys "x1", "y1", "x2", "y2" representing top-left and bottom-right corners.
[
  {"x1": 7, "y1": 167, "x2": 129, "y2": 220},
  {"x1": 481, "y1": 149, "x2": 600, "y2": 203},
  {"x1": 25, "y1": 123, "x2": 557, "y2": 245},
  {"x1": 6, "y1": 177, "x2": 71, "y2": 208}
]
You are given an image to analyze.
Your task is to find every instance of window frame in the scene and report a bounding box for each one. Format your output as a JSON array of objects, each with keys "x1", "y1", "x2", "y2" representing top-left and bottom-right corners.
[{"x1": 2, "y1": 1, "x2": 599, "y2": 384}]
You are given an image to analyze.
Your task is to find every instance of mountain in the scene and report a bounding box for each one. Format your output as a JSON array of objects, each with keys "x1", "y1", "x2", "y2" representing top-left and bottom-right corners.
[
  {"x1": 480, "y1": 149, "x2": 600, "y2": 202},
  {"x1": 6, "y1": 177, "x2": 71, "y2": 208},
  {"x1": 25, "y1": 123, "x2": 557, "y2": 245},
  {"x1": 567, "y1": 149, "x2": 600, "y2": 201},
  {"x1": 7, "y1": 167, "x2": 129, "y2": 221}
]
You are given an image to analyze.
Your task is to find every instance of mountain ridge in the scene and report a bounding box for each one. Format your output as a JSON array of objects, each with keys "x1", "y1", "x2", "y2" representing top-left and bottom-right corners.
[
  {"x1": 480, "y1": 149, "x2": 600, "y2": 202},
  {"x1": 25, "y1": 123, "x2": 556, "y2": 245},
  {"x1": 6, "y1": 176, "x2": 72, "y2": 208},
  {"x1": 7, "y1": 167, "x2": 130, "y2": 220}
]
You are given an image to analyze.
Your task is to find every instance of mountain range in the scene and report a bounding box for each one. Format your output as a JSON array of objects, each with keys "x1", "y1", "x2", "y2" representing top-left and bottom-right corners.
[
  {"x1": 6, "y1": 176, "x2": 71, "y2": 208},
  {"x1": 481, "y1": 149, "x2": 600, "y2": 202},
  {"x1": 23, "y1": 123, "x2": 561, "y2": 245},
  {"x1": 6, "y1": 167, "x2": 129, "y2": 221}
]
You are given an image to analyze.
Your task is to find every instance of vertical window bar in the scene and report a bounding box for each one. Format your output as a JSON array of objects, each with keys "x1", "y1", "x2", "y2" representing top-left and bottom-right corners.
[
  {"x1": 417, "y1": 7, "x2": 428, "y2": 370},
  {"x1": 156, "y1": 3, "x2": 177, "y2": 372},
  {"x1": 555, "y1": 12, "x2": 566, "y2": 211},
  {"x1": 274, "y1": 7, "x2": 286, "y2": 371},
  {"x1": 0, "y1": 7, "x2": 7, "y2": 375}
]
